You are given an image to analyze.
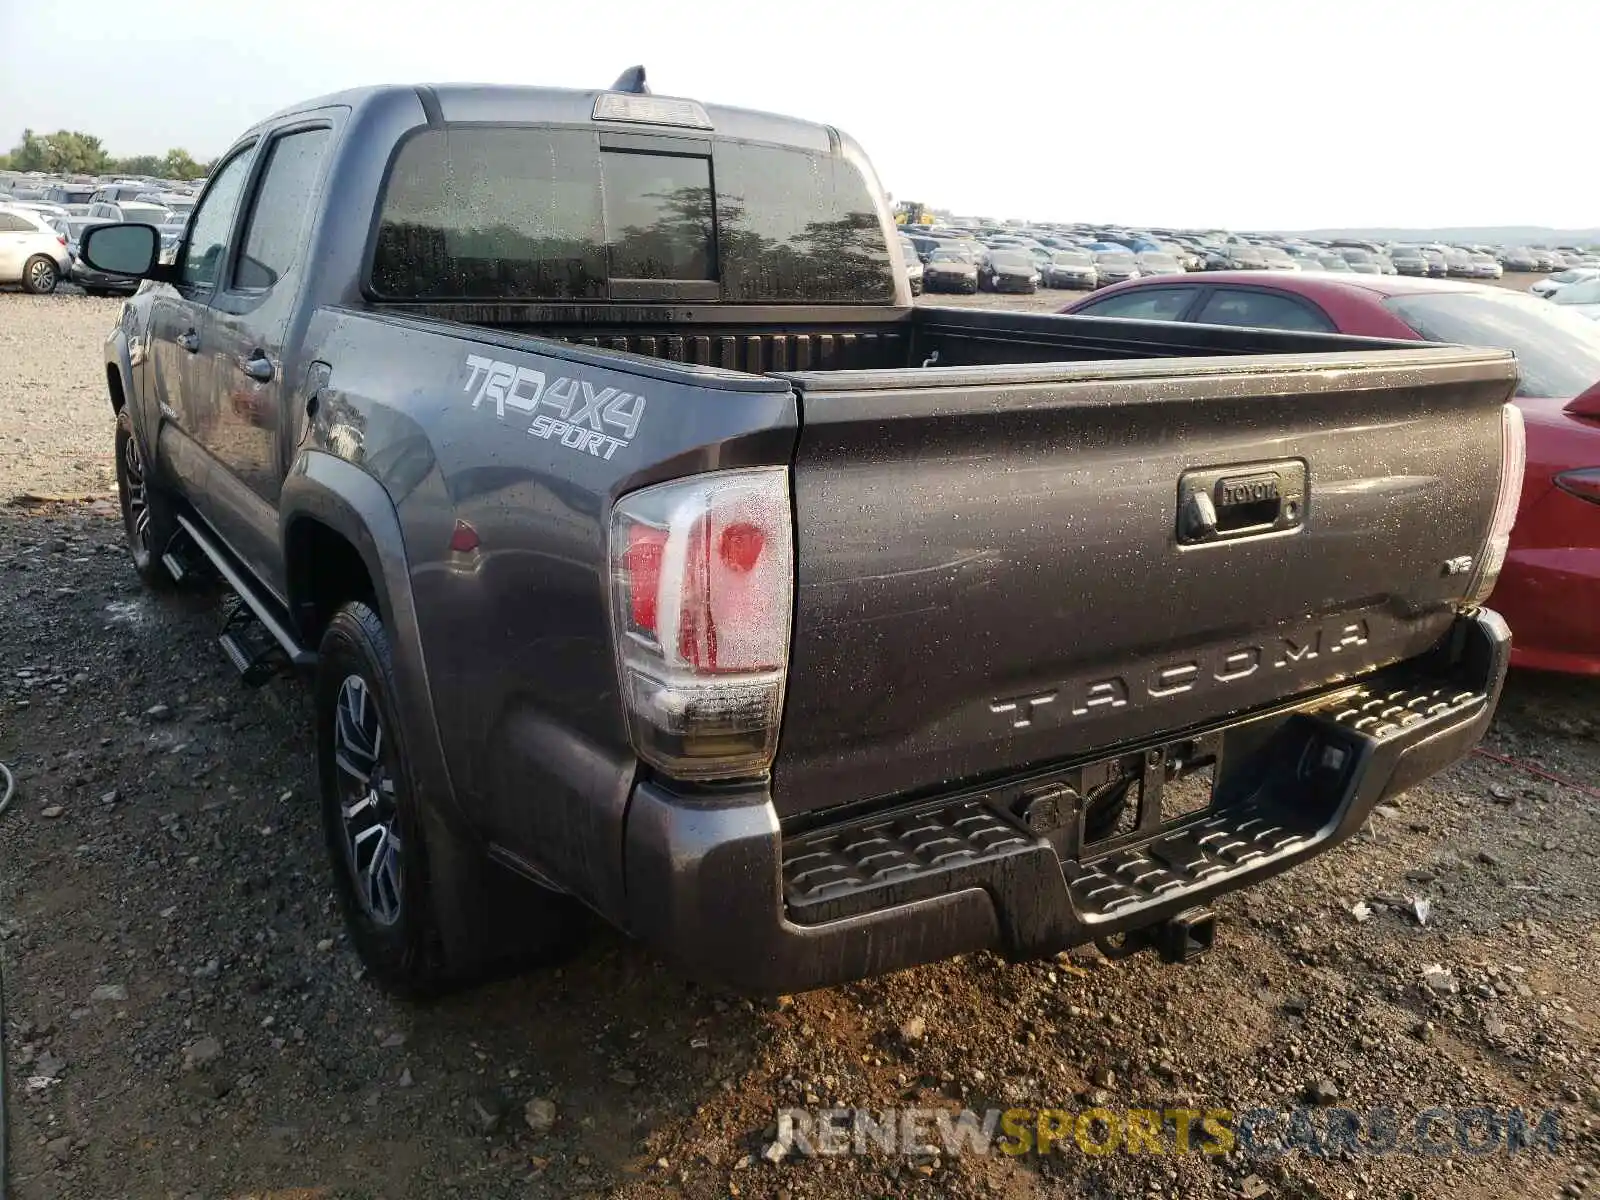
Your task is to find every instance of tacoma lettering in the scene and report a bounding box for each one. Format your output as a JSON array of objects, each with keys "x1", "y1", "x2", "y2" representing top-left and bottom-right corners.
[{"x1": 1001, "y1": 618, "x2": 1377, "y2": 730}]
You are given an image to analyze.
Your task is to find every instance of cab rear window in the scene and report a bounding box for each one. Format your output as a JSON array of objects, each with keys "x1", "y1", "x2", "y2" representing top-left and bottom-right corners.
[{"x1": 369, "y1": 126, "x2": 895, "y2": 304}]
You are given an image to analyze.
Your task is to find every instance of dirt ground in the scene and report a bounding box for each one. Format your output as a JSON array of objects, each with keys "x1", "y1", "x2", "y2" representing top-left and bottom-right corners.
[{"x1": 0, "y1": 287, "x2": 1596, "y2": 1200}]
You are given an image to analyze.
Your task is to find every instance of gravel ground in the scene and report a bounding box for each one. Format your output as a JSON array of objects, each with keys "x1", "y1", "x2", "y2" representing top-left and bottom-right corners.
[
  {"x1": 0, "y1": 292, "x2": 124, "y2": 499},
  {"x1": 1, "y1": 290, "x2": 1597, "y2": 1199}
]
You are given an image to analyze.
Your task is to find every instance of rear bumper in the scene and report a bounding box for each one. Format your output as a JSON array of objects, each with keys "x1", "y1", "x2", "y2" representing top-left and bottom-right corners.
[{"x1": 623, "y1": 610, "x2": 1510, "y2": 993}]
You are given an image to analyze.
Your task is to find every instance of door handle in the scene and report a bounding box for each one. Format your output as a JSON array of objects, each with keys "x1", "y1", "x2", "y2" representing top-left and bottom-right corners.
[
  {"x1": 176, "y1": 329, "x2": 200, "y2": 353},
  {"x1": 238, "y1": 352, "x2": 275, "y2": 383}
]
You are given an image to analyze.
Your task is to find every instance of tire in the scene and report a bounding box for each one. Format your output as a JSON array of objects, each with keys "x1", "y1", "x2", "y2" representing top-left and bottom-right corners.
[
  {"x1": 21, "y1": 255, "x2": 59, "y2": 295},
  {"x1": 114, "y1": 408, "x2": 180, "y2": 588},
  {"x1": 316, "y1": 601, "x2": 584, "y2": 997}
]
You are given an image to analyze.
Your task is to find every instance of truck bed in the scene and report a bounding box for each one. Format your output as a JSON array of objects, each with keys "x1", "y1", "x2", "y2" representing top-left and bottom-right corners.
[{"x1": 377, "y1": 301, "x2": 1422, "y2": 375}]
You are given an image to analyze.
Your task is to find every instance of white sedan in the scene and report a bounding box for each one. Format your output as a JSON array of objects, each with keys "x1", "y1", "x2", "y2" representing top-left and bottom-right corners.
[
  {"x1": 1530, "y1": 267, "x2": 1600, "y2": 299},
  {"x1": 0, "y1": 205, "x2": 70, "y2": 293},
  {"x1": 1548, "y1": 277, "x2": 1600, "y2": 319}
]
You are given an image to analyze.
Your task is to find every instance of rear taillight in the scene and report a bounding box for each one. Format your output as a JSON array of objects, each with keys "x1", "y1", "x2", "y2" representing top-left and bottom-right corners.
[
  {"x1": 56, "y1": 235, "x2": 67, "y2": 247},
  {"x1": 610, "y1": 467, "x2": 793, "y2": 780},
  {"x1": 1467, "y1": 403, "x2": 1526, "y2": 605},
  {"x1": 1554, "y1": 467, "x2": 1600, "y2": 505}
]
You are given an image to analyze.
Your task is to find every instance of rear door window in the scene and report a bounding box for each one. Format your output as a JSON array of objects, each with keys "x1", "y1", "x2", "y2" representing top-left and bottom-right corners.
[
  {"x1": 232, "y1": 127, "x2": 332, "y2": 290},
  {"x1": 1075, "y1": 287, "x2": 1199, "y2": 322},
  {"x1": 1193, "y1": 289, "x2": 1334, "y2": 332},
  {"x1": 369, "y1": 126, "x2": 895, "y2": 303}
]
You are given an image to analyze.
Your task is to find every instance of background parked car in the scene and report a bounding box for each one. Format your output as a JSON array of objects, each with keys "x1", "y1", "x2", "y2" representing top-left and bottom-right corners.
[
  {"x1": 1390, "y1": 247, "x2": 1430, "y2": 276},
  {"x1": 87, "y1": 200, "x2": 172, "y2": 227},
  {"x1": 1256, "y1": 246, "x2": 1300, "y2": 271},
  {"x1": 1469, "y1": 252, "x2": 1503, "y2": 279},
  {"x1": 1136, "y1": 250, "x2": 1185, "y2": 277},
  {"x1": 979, "y1": 248, "x2": 1040, "y2": 293},
  {"x1": 43, "y1": 183, "x2": 96, "y2": 205},
  {"x1": 899, "y1": 241, "x2": 924, "y2": 295},
  {"x1": 1334, "y1": 248, "x2": 1384, "y2": 275},
  {"x1": 1548, "y1": 278, "x2": 1600, "y2": 320},
  {"x1": 1062, "y1": 271, "x2": 1600, "y2": 675},
  {"x1": 88, "y1": 182, "x2": 160, "y2": 205},
  {"x1": 1531, "y1": 267, "x2": 1600, "y2": 299},
  {"x1": 1092, "y1": 249, "x2": 1141, "y2": 286},
  {"x1": 1221, "y1": 244, "x2": 1269, "y2": 270},
  {"x1": 1041, "y1": 248, "x2": 1098, "y2": 289},
  {"x1": 922, "y1": 245, "x2": 980, "y2": 294},
  {"x1": 0, "y1": 206, "x2": 71, "y2": 293}
]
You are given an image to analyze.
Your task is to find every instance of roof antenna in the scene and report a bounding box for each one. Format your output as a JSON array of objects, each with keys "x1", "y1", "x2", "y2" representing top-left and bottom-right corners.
[{"x1": 610, "y1": 66, "x2": 650, "y2": 95}]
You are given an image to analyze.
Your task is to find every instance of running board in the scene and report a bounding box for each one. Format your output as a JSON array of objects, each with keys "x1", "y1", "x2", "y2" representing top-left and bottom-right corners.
[{"x1": 173, "y1": 513, "x2": 317, "y2": 669}]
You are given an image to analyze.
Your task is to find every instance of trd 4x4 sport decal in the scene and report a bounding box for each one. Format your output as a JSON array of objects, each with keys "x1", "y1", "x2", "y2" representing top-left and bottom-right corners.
[{"x1": 463, "y1": 353, "x2": 646, "y2": 460}]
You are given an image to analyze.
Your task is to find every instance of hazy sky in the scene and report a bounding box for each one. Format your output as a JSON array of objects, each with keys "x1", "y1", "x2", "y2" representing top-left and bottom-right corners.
[{"x1": 1, "y1": 0, "x2": 1591, "y2": 229}]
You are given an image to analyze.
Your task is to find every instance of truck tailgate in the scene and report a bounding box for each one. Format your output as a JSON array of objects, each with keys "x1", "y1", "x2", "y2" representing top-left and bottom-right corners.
[{"x1": 773, "y1": 346, "x2": 1518, "y2": 816}]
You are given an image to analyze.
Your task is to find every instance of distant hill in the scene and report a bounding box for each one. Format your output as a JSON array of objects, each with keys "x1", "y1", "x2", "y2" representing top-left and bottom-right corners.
[{"x1": 1275, "y1": 226, "x2": 1600, "y2": 246}]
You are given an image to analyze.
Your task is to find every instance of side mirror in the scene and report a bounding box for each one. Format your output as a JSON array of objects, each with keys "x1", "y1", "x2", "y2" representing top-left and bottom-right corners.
[{"x1": 80, "y1": 223, "x2": 160, "y2": 277}]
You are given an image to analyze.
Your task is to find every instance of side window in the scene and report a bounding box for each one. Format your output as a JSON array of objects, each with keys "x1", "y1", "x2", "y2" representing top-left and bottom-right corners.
[
  {"x1": 0, "y1": 214, "x2": 31, "y2": 232},
  {"x1": 180, "y1": 147, "x2": 255, "y2": 290},
  {"x1": 232, "y1": 128, "x2": 332, "y2": 291},
  {"x1": 1077, "y1": 287, "x2": 1198, "y2": 322},
  {"x1": 1194, "y1": 289, "x2": 1334, "y2": 333}
]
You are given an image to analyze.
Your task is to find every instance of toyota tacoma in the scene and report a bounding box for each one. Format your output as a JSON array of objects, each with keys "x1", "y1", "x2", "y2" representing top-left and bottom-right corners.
[{"x1": 82, "y1": 71, "x2": 1524, "y2": 995}]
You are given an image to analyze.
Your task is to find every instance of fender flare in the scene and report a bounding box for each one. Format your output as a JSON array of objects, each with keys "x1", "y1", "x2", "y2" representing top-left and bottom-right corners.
[
  {"x1": 104, "y1": 330, "x2": 157, "y2": 467},
  {"x1": 278, "y1": 451, "x2": 459, "y2": 821},
  {"x1": 105, "y1": 330, "x2": 135, "y2": 415},
  {"x1": 281, "y1": 451, "x2": 522, "y2": 970}
]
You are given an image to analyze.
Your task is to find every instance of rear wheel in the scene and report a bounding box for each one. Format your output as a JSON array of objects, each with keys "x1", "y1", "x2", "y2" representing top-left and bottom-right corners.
[
  {"x1": 114, "y1": 409, "x2": 179, "y2": 588},
  {"x1": 316, "y1": 602, "x2": 584, "y2": 996},
  {"x1": 21, "y1": 256, "x2": 59, "y2": 295}
]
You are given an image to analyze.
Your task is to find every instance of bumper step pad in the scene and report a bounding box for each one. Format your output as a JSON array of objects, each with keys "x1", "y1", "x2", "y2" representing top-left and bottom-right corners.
[
  {"x1": 1319, "y1": 679, "x2": 1483, "y2": 740},
  {"x1": 783, "y1": 800, "x2": 1037, "y2": 925},
  {"x1": 1062, "y1": 809, "x2": 1308, "y2": 922}
]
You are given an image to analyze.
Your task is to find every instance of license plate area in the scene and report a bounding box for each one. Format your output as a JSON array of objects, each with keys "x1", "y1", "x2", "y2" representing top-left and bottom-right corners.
[{"x1": 1010, "y1": 734, "x2": 1224, "y2": 862}]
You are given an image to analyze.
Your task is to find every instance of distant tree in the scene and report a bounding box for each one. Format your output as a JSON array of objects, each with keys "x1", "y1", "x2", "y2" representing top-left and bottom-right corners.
[
  {"x1": 109, "y1": 154, "x2": 165, "y2": 177},
  {"x1": 5, "y1": 129, "x2": 212, "y2": 180},
  {"x1": 7, "y1": 128, "x2": 111, "y2": 174},
  {"x1": 161, "y1": 148, "x2": 203, "y2": 180}
]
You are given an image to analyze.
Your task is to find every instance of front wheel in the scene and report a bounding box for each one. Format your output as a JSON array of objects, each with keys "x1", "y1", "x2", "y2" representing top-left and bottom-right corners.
[
  {"x1": 21, "y1": 256, "x2": 59, "y2": 295},
  {"x1": 114, "y1": 409, "x2": 179, "y2": 588}
]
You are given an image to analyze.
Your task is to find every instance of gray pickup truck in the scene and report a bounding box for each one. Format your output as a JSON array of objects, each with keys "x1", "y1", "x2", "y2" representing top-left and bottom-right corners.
[{"x1": 81, "y1": 72, "x2": 1524, "y2": 996}]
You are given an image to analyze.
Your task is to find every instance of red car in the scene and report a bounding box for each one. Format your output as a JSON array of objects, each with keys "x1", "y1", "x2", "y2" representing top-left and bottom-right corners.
[{"x1": 1063, "y1": 272, "x2": 1600, "y2": 674}]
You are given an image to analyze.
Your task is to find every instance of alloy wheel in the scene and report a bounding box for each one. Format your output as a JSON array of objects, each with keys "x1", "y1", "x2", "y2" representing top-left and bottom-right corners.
[
  {"x1": 333, "y1": 674, "x2": 403, "y2": 926},
  {"x1": 122, "y1": 430, "x2": 151, "y2": 555},
  {"x1": 27, "y1": 259, "x2": 56, "y2": 292}
]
